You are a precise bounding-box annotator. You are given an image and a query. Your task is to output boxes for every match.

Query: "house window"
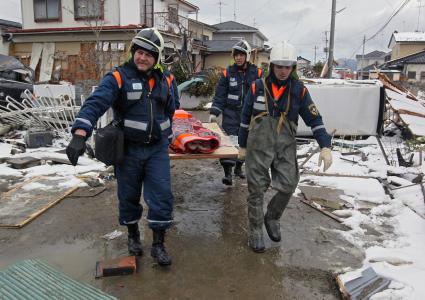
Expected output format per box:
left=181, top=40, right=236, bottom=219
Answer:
left=34, top=0, right=60, bottom=21
left=202, top=35, right=209, bottom=41
left=74, top=0, right=103, bottom=19
left=168, top=6, right=178, bottom=24
left=407, top=71, right=416, bottom=80
left=421, top=72, right=425, bottom=81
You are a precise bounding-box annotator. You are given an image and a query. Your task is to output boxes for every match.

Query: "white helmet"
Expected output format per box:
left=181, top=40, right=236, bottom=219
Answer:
left=131, top=27, right=164, bottom=65
left=232, top=40, right=251, bottom=62
left=269, top=41, right=297, bottom=67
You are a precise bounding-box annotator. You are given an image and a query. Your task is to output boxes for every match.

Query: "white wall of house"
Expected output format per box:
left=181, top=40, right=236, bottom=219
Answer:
left=155, top=0, right=194, bottom=16
left=0, top=28, right=10, bottom=55
left=119, top=0, right=140, bottom=25
left=356, top=57, right=385, bottom=70
left=188, top=20, right=214, bottom=41
left=404, top=64, right=425, bottom=82
left=22, top=0, right=120, bottom=29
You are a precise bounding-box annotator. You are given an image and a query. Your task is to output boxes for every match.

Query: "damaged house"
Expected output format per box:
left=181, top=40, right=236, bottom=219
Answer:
left=5, top=0, right=200, bottom=96
left=203, top=21, right=271, bottom=69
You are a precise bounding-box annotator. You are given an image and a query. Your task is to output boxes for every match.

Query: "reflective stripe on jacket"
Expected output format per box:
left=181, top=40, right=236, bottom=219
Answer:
left=238, top=77, right=331, bottom=148
left=210, top=63, right=262, bottom=135
left=72, top=62, right=176, bottom=144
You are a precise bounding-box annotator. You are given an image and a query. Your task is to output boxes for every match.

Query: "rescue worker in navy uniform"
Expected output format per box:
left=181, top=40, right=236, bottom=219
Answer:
left=238, top=42, right=333, bottom=253
left=209, top=40, right=263, bottom=186
left=66, top=28, right=175, bottom=266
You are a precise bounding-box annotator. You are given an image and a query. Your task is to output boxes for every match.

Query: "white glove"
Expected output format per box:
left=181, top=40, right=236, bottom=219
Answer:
left=209, top=114, right=218, bottom=123
left=318, top=147, right=332, bottom=172
left=238, top=148, right=246, bottom=160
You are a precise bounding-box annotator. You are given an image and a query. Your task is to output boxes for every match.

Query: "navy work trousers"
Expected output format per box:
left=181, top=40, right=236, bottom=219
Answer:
left=115, top=138, right=173, bottom=230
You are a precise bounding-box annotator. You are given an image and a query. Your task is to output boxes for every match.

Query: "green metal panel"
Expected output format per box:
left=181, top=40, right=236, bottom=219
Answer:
left=0, top=259, right=117, bottom=300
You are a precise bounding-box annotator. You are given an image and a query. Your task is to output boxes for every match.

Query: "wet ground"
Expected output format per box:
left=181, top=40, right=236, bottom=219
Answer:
left=0, top=112, right=364, bottom=299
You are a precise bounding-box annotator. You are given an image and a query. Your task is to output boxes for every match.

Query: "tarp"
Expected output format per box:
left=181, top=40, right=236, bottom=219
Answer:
left=171, top=110, right=220, bottom=154
left=0, top=54, right=26, bottom=72
left=297, top=81, right=384, bottom=136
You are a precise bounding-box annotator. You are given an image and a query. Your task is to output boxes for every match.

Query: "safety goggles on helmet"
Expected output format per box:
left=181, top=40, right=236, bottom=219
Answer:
left=232, top=40, right=251, bottom=62
left=131, top=28, right=164, bottom=64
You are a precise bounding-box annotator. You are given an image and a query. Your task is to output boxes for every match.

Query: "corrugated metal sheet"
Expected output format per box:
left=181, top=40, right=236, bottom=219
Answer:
left=0, top=259, right=117, bottom=300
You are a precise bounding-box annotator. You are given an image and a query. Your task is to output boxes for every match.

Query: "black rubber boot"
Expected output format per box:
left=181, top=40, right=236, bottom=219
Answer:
left=127, top=223, right=143, bottom=256
left=234, top=161, right=246, bottom=179
left=151, top=229, right=172, bottom=266
left=264, top=191, right=292, bottom=242
left=264, top=212, right=281, bottom=242
left=222, top=165, right=233, bottom=185
left=248, top=227, right=265, bottom=253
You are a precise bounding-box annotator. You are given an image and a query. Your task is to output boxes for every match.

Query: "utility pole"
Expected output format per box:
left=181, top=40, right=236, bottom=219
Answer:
left=417, top=0, right=425, bottom=32
left=360, top=35, right=366, bottom=80
left=327, top=0, right=336, bottom=78
left=314, top=45, right=318, bottom=65
left=324, top=31, right=329, bottom=61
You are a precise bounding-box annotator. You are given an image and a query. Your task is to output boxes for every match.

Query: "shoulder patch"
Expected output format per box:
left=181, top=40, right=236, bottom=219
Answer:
left=308, top=104, right=318, bottom=116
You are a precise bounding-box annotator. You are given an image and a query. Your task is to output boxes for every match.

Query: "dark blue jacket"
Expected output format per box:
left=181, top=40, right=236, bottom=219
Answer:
left=238, top=76, right=331, bottom=148
left=210, top=63, right=262, bottom=135
left=72, top=62, right=176, bottom=144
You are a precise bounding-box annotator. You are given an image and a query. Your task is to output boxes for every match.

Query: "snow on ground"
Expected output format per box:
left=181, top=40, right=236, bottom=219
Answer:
left=0, top=128, right=424, bottom=298
left=0, top=135, right=105, bottom=183
left=303, top=135, right=425, bottom=299
left=0, top=143, right=12, bottom=158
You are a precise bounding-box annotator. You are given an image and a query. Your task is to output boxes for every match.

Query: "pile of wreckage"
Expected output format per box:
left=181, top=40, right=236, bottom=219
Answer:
left=1, top=71, right=425, bottom=299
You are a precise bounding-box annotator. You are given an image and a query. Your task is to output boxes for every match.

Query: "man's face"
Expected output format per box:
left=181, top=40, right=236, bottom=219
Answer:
left=133, top=49, right=156, bottom=72
left=273, top=65, right=293, bottom=81
left=234, top=52, right=247, bottom=66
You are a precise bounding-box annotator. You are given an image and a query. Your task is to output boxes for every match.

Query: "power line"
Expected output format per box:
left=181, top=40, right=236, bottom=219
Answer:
left=366, top=0, right=411, bottom=41
left=349, top=0, right=411, bottom=58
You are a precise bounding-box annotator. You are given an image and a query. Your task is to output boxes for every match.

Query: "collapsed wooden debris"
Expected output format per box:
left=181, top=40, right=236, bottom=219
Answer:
left=335, top=266, right=391, bottom=300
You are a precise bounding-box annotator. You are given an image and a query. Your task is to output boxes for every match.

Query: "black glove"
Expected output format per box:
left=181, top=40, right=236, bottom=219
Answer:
left=66, top=134, right=87, bottom=166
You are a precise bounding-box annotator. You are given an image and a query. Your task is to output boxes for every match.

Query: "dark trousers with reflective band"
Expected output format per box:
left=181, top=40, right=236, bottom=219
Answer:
left=246, top=117, right=299, bottom=228
left=115, top=138, right=173, bottom=230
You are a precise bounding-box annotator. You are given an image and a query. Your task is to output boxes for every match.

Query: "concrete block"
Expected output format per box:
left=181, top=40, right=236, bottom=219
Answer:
left=24, top=131, right=53, bottom=148
left=6, top=156, right=41, bottom=169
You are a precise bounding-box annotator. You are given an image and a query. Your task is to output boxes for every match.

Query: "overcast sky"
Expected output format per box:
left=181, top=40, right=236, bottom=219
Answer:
left=189, top=0, right=424, bottom=62
left=1, top=0, right=423, bottom=62
left=0, top=0, right=21, bottom=23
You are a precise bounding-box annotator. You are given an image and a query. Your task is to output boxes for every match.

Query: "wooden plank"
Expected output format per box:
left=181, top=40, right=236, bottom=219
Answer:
left=169, top=122, right=239, bottom=160
left=335, top=274, right=350, bottom=300
left=0, top=176, right=78, bottom=228
left=301, top=171, right=377, bottom=179
left=300, top=199, right=344, bottom=224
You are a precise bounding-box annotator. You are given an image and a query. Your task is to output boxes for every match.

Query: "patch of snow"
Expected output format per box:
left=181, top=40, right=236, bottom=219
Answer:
left=0, top=163, right=23, bottom=178
left=304, top=176, right=389, bottom=204
left=0, top=143, right=12, bottom=158
left=21, top=182, right=52, bottom=191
